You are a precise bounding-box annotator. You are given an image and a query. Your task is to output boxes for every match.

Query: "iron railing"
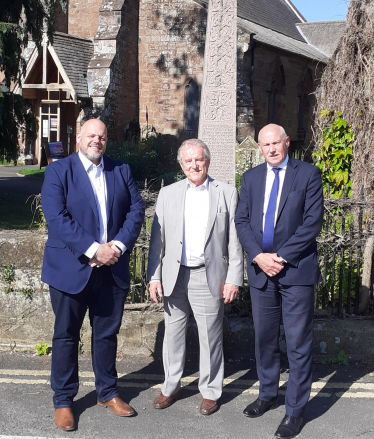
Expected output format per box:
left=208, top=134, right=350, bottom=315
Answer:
left=128, top=179, right=374, bottom=316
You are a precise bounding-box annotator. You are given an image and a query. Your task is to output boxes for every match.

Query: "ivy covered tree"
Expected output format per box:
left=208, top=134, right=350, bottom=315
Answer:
left=313, top=110, right=354, bottom=198
left=0, top=0, right=66, bottom=162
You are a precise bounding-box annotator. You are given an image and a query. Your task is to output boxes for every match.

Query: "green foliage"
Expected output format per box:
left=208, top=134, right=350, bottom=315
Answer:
left=0, top=0, right=66, bottom=162
left=34, top=342, right=50, bottom=356
left=313, top=110, right=354, bottom=198
left=2, top=264, right=15, bottom=293
left=322, top=350, right=349, bottom=366
left=21, top=287, right=33, bottom=299
left=0, top=90, right=37, bottom=163
left=106, top=134, right=182, bottom=187
left=0, top=0, right=67, bottom=88
left=18, top=168, right=45, bottom=179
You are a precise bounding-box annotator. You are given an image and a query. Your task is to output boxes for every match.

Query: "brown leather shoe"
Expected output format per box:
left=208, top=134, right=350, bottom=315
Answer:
left=200, top=399, right=218, bottom=415
left=55, top=407, right=75, bottom=431
left=97, top=397, right=135, bottom=417
left=153, top=389, right=182, bottom=409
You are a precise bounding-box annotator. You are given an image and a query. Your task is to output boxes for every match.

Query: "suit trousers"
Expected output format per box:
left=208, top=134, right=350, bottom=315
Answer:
left=49, top=266, right=128, bottom=408
left=162, top=265, right=224, bottom=401
left=250, top=278, right=314, bottom=417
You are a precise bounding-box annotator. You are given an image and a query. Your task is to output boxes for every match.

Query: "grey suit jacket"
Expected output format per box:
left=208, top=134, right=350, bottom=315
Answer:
left=147, top=176, right=244, bottom=299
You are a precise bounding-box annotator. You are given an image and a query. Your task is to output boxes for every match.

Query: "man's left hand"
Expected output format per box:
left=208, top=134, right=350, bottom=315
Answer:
left=223, top=284, right=239, bottom=304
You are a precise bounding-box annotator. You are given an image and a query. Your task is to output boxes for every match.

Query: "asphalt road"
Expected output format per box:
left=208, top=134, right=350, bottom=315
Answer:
left=1, top=352, right=374, bottom=439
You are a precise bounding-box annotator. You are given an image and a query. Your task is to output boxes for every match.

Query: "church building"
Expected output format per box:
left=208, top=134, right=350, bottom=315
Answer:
left=15, top=0, right=345, bottom=165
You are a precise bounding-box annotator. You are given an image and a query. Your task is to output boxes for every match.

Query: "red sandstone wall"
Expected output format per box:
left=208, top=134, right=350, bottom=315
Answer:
left=68, top=0, right=103, bottom=39
left=138, top=0, right=207, bottom=137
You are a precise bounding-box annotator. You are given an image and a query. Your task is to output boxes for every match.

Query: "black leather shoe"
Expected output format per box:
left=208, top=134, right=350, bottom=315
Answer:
left=274, top=415, right=303, bottom=438
left=243, top=396, right=278, bottom=418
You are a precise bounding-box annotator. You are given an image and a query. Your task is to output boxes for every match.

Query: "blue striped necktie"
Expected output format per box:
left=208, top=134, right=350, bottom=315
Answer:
left=262, top=167, right=281, bottom=253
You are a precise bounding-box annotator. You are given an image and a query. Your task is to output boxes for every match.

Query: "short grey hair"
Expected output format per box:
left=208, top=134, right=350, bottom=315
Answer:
left=258, top=124, right=288, bottom=144
left=177, top=139, right=211, bottom=164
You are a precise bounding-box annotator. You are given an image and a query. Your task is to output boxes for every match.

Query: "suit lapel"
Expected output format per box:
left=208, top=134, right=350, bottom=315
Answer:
left=104, top=156, right=115, bottom=221
left=176, top=179, right=186, bottom=240
left=277, top=157, right=298, bottom=221
left=254, top=164, right=267, bottom=232
left=72, top=153, right=100, bottom=225
left=205, top=176, right=219, bottom=245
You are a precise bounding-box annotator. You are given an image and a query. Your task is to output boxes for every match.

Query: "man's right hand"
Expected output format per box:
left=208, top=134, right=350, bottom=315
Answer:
left=254, top=253, right=284, bottom=277
left=149, top=281, right=163, bottom=304
left=94, top=243, right=120, bottom=266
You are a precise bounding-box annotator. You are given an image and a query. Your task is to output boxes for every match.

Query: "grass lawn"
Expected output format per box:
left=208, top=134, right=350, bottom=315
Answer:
left=17, top=168, right=45, bottom=180
left=0, top=169, right=44, bottom=230
left=0, top=191, right=41, bottom=230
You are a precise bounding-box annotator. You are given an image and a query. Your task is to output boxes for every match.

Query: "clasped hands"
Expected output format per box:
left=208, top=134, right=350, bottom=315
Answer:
left=254, top=253, right=285, bottom=277
left=89, top=241, right=121, bottom=268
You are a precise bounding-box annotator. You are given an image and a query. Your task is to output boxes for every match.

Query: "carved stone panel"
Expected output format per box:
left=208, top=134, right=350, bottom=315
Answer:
left=198, top=0, right=237, bottom=185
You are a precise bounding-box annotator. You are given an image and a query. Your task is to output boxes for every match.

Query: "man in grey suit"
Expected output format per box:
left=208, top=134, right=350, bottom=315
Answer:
left=147, top=139, right=243, bottom=416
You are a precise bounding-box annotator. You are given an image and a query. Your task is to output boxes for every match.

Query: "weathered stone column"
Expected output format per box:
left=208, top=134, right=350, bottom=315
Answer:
left=198, top=0, right=237, bottom=185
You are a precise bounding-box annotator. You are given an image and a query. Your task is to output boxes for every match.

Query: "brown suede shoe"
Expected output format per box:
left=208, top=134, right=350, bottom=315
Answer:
left=153, top=389, right=182, bottom=409
left=97, top=397, right=135, bottom=417
left=55, top=407, right=75, bottom=431
left=200, top=399, right=218, bottom=416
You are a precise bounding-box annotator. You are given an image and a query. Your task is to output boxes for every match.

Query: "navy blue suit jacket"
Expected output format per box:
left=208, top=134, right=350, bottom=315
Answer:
left=41, top=153, right=145, bottom=294
left=235, top=158, right=323, bottom=288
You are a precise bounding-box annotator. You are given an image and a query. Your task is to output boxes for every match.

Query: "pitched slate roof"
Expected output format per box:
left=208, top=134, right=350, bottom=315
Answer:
left=238, top=18, right=328, bottom=63
left=237, top=0, right=306, bottom=42
left=296, top=21, right=346, bottom=57
left=52, top=32, right=94, bottom=98
left=200, top=0, right=306, bottom=41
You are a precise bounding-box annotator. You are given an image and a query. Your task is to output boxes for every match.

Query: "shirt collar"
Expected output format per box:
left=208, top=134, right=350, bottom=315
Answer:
left=266, top=154, right=289, bottom=172
left=78, top=150, right=104, bottom=172
left=186, top=177, right=209, bottom=191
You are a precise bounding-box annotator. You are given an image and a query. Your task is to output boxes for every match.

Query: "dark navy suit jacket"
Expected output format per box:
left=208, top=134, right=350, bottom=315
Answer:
left=41, top=153, right=145, bottom=294
left=235, top=157, right=323, bottom=288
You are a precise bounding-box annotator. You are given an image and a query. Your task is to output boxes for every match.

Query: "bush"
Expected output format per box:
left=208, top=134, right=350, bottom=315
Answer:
left=106, top=134, right=182, bottom=188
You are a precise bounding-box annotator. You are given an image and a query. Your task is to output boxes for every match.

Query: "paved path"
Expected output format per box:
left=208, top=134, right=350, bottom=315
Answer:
left=1, top=352, right=374, bottom=438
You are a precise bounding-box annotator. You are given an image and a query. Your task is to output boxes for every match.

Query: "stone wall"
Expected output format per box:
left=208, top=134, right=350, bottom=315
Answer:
left=250, top=43, right=325, bottom=146
left=68, top=0, right=103, bottom=39
left=138, top=0, right=207, bottom=137
left=1, top=230, right=374, bottom=360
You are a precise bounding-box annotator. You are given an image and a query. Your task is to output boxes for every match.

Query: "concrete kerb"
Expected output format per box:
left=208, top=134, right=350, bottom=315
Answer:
left=1, top=230, right=374, bottom=360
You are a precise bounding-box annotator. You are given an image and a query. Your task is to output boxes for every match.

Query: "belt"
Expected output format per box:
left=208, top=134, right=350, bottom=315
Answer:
left=181, top=264, right=205, bottom=269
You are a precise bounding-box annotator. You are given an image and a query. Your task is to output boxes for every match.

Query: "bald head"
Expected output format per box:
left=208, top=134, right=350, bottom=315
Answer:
left=77, top=119, right=107, bottom=165
left=258, top=124, right=287, bottom=144
left=258, top=124, right=290, bottom=168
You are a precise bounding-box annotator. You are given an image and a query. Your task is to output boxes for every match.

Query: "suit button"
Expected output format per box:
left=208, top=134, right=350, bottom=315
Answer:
left=177, top=260, right=180, bottom=264
left=180, top=241, right=182, bottom=244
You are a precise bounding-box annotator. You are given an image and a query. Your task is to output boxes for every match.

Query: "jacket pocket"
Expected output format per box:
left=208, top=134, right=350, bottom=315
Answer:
left=45, top=239, right=66, bottom=248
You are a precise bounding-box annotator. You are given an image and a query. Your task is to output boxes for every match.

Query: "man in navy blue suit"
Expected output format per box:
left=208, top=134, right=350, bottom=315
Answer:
left=235, top=124, right=323, bottom=438
left=41, top=119, right=144, bottom=431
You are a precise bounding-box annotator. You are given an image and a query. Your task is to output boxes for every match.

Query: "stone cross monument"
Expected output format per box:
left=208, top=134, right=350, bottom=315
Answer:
left=198, top=0, right=237, bottom=185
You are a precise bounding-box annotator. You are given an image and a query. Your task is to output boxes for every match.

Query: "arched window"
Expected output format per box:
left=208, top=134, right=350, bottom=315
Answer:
left=267, top=60, right=285, bottom=124
left=184, top=79, right=200, bottom=138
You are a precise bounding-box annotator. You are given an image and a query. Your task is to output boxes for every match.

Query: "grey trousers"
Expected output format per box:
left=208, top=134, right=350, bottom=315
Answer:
left=161, top=265, right=224, bottom=401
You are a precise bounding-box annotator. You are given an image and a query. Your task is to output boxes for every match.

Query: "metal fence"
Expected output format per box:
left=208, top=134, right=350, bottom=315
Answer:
left=128, top=179, right=374, bottom=316
left=316, top=187, right=374, bottom=315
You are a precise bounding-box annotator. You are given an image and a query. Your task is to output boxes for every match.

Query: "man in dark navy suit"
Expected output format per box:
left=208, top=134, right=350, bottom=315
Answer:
left=235, top=124, right=323, bottom=438
left=41, top=119, right=144, bottom=431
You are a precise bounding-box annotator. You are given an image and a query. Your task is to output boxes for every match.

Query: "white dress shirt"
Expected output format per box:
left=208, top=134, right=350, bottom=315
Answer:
left=78, top=152, right=125, bottom=259
left=262, top=154, right=288, bottom=229
left=181, top=178, right=210, bottom=267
